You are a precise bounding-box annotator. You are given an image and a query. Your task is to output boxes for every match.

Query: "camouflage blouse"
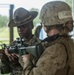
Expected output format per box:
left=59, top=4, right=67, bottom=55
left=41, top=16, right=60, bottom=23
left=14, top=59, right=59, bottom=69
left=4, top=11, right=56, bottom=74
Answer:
left=21, top=36, right=74, bottom=75
left=1, top=35, right=40, bottom=75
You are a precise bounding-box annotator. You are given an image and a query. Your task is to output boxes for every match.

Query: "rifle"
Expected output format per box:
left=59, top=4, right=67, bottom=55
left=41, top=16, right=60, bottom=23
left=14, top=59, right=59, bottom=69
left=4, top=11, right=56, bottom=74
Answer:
left=0, top=38, right=44, bottom=59
left=7, top=44, right=44, bottom=59
left=0, top=34, right=60, bottom=59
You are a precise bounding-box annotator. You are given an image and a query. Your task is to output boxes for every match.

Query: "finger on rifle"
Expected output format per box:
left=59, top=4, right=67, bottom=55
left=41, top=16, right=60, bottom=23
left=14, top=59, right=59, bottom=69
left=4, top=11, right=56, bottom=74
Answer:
left=5, top=48, right=10, bottom=56
left=11, top=53, right=19, bottom=58
left=8, top=54, right=15, bottom=61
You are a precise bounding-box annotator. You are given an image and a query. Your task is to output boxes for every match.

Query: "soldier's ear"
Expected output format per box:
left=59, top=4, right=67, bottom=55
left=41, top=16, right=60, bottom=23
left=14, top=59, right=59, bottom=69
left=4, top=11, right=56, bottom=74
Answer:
left=65, top=21, right=73, bottom=32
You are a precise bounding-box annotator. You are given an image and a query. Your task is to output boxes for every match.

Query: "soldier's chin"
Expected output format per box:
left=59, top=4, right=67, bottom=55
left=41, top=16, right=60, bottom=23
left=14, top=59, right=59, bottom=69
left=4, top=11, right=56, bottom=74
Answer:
left=19, top=34, right=24, bottom=38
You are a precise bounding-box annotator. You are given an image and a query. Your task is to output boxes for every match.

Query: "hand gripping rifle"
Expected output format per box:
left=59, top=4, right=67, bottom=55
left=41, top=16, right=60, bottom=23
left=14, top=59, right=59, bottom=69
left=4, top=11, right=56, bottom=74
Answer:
left=0, top=34, right=60, bottom=59
left=0, top=38, right=44, bottom=59
left=8, top=38, right=44, bottom=59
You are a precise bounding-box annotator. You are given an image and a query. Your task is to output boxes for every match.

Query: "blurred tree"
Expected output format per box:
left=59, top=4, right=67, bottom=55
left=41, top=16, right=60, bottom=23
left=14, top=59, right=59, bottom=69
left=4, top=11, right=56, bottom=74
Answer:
left=0, top=15, right=9, bottom=28
left=29, top=8, right=41, bottom=26
left=30, top=8, right=39, bottom=12
left=65, top=0, right=72, bottom=8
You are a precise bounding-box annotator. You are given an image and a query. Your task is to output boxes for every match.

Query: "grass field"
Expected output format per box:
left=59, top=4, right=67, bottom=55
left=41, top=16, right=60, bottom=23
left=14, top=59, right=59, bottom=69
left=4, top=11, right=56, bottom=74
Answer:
left=0, top=27, right=35, bottom=45
left=0, top=27, right=18, bottom=38
left=0, top=27, right=19, bottom=45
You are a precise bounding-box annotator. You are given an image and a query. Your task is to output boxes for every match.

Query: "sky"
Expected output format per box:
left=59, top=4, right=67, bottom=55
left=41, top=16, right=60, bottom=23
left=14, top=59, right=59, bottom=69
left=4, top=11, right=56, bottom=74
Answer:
left=0, top=0, right=68, bottom=16
left=0, top=0, right=54, bottom=16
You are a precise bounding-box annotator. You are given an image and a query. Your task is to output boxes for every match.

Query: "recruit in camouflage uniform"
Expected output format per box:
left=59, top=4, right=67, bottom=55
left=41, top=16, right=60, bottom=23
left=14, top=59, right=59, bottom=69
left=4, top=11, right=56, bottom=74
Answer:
left=18, top=1, right=74, bottom=75
left=1, top=7, right=40, bottom=75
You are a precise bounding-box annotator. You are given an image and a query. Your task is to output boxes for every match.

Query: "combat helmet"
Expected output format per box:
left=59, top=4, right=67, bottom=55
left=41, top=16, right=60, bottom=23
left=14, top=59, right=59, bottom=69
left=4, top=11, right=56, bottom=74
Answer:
left=40, top=1, right=73, bottom=31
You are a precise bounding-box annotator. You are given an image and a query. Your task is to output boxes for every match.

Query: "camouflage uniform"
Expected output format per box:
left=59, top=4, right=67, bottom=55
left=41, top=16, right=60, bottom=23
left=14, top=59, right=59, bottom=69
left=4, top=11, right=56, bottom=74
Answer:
left=1, top=40, right=22, bottom=75
left=1, top=35, right=40, bottom=75
left=21, top=35, right=74, bottom=75
left=20, top=1, right=74, bottom=75
left=1, top=7, right=39, bottom=75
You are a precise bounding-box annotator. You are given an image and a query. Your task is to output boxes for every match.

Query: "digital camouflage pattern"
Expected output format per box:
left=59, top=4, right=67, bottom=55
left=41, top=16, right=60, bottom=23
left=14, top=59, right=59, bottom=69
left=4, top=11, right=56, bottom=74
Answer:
left=40, top=1, right=72, bottom=28
left=20, top=1, right=74, bottom=75
left=1, top=35, right=40, bottom=75
left=21, top=36, right=74, bottom=75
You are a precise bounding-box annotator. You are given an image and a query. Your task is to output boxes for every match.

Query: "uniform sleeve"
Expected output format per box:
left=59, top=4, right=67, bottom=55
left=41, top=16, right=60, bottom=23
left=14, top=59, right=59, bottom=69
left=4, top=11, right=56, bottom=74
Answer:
left=1, top=65, right=11, bottom=74
left=22, top=43, right=67, bottom=75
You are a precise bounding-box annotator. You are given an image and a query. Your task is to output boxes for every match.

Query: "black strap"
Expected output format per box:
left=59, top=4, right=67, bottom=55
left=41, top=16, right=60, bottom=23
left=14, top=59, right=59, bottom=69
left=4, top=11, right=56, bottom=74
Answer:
left=41, top=34, right=60, bottom=42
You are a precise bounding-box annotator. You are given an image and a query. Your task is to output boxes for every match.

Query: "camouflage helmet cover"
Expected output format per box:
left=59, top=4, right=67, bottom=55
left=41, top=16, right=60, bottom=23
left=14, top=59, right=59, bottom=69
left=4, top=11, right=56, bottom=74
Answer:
left=40, top=1, right=73, bottom=26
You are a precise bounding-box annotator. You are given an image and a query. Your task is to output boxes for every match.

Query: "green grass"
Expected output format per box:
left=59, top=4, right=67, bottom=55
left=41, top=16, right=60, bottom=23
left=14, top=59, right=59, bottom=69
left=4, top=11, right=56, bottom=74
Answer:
left=0, top=27, right=19, bottom=45
left=0, top=27, right=18, bottom=38
left=0, top=27, right=35, bottom=45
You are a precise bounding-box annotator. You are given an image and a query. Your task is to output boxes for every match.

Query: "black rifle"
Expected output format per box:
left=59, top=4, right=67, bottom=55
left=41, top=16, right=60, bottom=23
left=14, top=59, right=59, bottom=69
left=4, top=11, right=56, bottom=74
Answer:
left=6, top=38, right=44, bottom=59
left=0, top=34, right=60, bottom=59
